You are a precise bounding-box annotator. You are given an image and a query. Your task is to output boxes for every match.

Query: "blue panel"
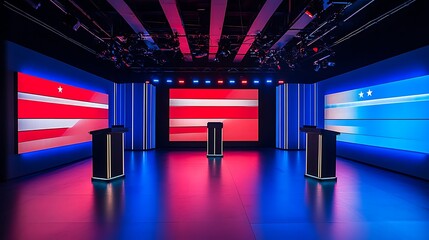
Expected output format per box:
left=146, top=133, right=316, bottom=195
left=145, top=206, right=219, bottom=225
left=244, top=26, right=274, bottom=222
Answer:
left=287, top=84, right=299, bottom=149
left=134, top=84, right=143, bottom=149
left=317, top=46, right=429, bottom=179
left=325, top=75, right=429, bottom=154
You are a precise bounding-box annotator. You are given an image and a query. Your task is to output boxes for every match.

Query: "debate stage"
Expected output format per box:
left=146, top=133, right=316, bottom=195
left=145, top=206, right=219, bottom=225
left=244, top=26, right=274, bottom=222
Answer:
left=1, top=149, right=428, bottom=240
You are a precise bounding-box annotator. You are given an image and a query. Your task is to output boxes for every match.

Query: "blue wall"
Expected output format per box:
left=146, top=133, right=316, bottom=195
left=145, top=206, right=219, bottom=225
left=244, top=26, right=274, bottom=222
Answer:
left=3, top=41, right=114, bottom=180
left=114, top=83, right=156, bottom=150
left=317, top=45, right=429, bottom=180
left=276, top=84, right=317, bottom=149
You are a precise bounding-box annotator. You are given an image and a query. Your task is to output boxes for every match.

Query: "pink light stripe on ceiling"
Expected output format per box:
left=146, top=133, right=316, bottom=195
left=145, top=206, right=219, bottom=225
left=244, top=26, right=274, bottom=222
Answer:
left=209, top=0, right=228, bottom=61
left=106, top=0, right=159, bottom=50
left=159, top=0, right=193, bottom=62
left=270, top=11, right=314, bottom=50
left=233, top=0, right=283, bottom=63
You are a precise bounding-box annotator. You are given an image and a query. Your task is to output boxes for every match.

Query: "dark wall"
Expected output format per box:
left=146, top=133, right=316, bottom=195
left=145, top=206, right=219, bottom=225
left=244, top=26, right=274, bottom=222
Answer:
left=156, top=85, right=276, bottom=148
left=317, top=45, right=429, bottom=180
left=3, top=41, right=114, bottom=180
left=1, top=4, right=6, bottom=181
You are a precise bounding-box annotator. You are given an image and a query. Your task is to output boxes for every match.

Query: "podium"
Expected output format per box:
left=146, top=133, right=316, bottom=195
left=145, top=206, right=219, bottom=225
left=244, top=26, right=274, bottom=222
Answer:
left=300, top=126, right=340, bottom=180
left=207, top=122, right=223, bottom=157
left=89, top=126, right=127, bottom=181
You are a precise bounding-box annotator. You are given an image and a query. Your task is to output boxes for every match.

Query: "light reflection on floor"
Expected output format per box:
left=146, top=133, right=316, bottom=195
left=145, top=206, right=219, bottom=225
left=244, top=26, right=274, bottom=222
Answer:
left=0, top=149, right=428, bottom=240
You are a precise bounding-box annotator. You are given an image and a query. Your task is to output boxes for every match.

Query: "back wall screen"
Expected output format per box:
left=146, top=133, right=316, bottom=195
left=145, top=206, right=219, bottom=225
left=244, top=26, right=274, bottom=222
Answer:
left=17, top=72, right=109, bottom=154
left=169, top=89, right=258, bottom=141
left=324, top=75, right=429, bottom=154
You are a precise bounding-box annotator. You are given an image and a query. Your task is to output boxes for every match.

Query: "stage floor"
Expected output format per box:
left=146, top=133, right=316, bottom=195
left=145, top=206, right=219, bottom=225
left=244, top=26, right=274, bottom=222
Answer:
left=1, top=149, right=429, bottom=239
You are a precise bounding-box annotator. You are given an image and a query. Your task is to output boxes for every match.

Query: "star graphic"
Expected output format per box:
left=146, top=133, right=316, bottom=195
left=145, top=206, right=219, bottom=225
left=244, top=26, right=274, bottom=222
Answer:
left=367, top=89, right=372, bottom=96
left=359, top=91, right=364, bottom=98
left=58, top=86, right=63, bottom=93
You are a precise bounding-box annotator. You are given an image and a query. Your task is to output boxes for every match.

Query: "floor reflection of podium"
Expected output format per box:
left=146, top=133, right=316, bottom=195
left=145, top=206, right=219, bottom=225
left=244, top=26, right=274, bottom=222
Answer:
left=92, top=179, right=125, bottom=223
left=305, top=178, right=336, bottom=224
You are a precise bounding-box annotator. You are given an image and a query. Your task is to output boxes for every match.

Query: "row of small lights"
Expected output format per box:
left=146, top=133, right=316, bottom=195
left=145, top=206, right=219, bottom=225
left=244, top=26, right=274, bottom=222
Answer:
left=146, top=79, right=285, bottom=85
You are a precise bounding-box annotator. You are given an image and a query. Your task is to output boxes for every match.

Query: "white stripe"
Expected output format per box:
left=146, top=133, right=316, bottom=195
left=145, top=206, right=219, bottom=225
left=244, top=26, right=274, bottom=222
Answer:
left=18, top=119, right=79, bottom=131
left=18, top=92, right=109, bottom=109
left=170, top=99, right=258, bottom=107
left=325, top=125, right=358, bottom=134
left=170, top=119, right=226, bottom=127
left=325, top=93, right=429, bottom=109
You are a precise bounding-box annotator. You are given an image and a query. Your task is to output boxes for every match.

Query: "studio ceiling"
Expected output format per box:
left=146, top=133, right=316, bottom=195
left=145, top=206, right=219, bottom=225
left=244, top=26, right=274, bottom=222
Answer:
left=4, top=0, right=429, bottom=83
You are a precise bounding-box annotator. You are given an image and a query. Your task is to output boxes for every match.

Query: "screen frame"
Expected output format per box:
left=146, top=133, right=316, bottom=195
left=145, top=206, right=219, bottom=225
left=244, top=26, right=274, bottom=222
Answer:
left=156, top=86, right=275, bottom=148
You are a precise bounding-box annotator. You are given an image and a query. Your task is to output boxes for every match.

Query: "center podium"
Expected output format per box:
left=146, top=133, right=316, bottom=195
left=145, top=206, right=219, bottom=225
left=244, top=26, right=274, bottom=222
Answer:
left=300, top=126, right=340, bottom=180
left=207, top=122, right=223, bottom=157
left=89, top=126, right=127, bottom=181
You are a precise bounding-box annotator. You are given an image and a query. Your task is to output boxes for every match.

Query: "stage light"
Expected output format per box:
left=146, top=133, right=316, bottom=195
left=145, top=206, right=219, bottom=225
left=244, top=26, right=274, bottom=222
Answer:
left=205, top=80, right=211, bottom=84
left=218, top=80, right=224, bottom=84
left=312, top=47, right=319, bottom=53
left=278, top=80, right=284, bottom=84
left=193, top=80, right=199, bottom=84
left=178, top=80, right=185, bottom=84
left=229, top=80, right=236, bottom=84
left=254, top=80, right=260, bottom=84
left=266, top=79, right=272, bottom=84
left=305, top=10, right=314, bottom=18
left=166, top=79, right=173, bottom=83
left=153, top=79, right=159, bottom=83
left=327, top=62, right=335, bottom=67
left=145, top=80, right=150, bottom=84
left=241, top=80, right=248, bottom=84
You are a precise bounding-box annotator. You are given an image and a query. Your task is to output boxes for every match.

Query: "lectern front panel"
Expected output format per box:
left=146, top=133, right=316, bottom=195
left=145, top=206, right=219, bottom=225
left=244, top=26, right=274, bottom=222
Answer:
left=306, top=133, right=319, bottom=177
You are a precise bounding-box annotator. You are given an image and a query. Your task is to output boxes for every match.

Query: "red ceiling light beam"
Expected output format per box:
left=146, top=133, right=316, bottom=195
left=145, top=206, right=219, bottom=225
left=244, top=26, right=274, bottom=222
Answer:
left=233, top=0, right=283, bottom=63
left=159, top=0, right=193, bottom=62
left=209, top=0, right=228, bottom=61
left=106, top=0, right=159, bottom=50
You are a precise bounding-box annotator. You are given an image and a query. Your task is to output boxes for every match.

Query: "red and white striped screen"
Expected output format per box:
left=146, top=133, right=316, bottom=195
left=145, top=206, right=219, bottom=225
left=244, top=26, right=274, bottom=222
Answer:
left=17, top=72, right=109, bottom=154
left=169, top=89, right=258, bottom=141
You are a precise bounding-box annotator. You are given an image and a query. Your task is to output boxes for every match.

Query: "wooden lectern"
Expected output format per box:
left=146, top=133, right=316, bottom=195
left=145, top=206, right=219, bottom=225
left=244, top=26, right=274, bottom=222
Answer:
left=300, top=126, right=340, bottom=180
left=89, top=126, right=127, bottom=181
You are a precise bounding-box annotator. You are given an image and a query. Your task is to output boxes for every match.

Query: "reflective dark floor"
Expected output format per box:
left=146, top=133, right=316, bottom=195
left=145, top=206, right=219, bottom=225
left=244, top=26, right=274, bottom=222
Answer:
left=1, top=149, right=429, bottom=240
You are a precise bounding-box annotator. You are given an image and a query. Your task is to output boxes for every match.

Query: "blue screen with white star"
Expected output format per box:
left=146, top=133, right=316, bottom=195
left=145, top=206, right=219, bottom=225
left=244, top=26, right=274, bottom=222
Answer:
left=324, top=75, right=429, bottom=154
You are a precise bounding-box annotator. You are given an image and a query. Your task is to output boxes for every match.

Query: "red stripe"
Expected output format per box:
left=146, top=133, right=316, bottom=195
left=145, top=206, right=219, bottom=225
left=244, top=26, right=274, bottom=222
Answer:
left=169, top=106, right=258, bottom=119
left=18, top=72, right=108, bottom=104
left=18, top=119, right=108, bottom=153
left=169, top=127, right=207, bottom=134
left=170, top=89, right=258, bottom=100
left=18, top=128, right=68, bottom=143
left=18, top=99, right=108, bottom=119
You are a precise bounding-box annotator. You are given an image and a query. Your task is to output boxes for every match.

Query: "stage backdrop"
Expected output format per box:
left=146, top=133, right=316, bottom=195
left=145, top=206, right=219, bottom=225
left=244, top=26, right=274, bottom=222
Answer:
left=317, top=45, right=429, bottom=180
left=156, top=86, right=275, bottom=148
left=17, top=72, right=109, bottom=154
left=169, top=89, right=258, bottom=142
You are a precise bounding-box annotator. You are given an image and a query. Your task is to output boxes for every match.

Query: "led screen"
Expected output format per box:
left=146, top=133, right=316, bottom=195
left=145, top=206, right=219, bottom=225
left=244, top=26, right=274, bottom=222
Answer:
left=169, top=89, right=258, bottom=141
left=17, top=72, right=109, bottom=154
left=324, top=75, right=429, bottom=154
